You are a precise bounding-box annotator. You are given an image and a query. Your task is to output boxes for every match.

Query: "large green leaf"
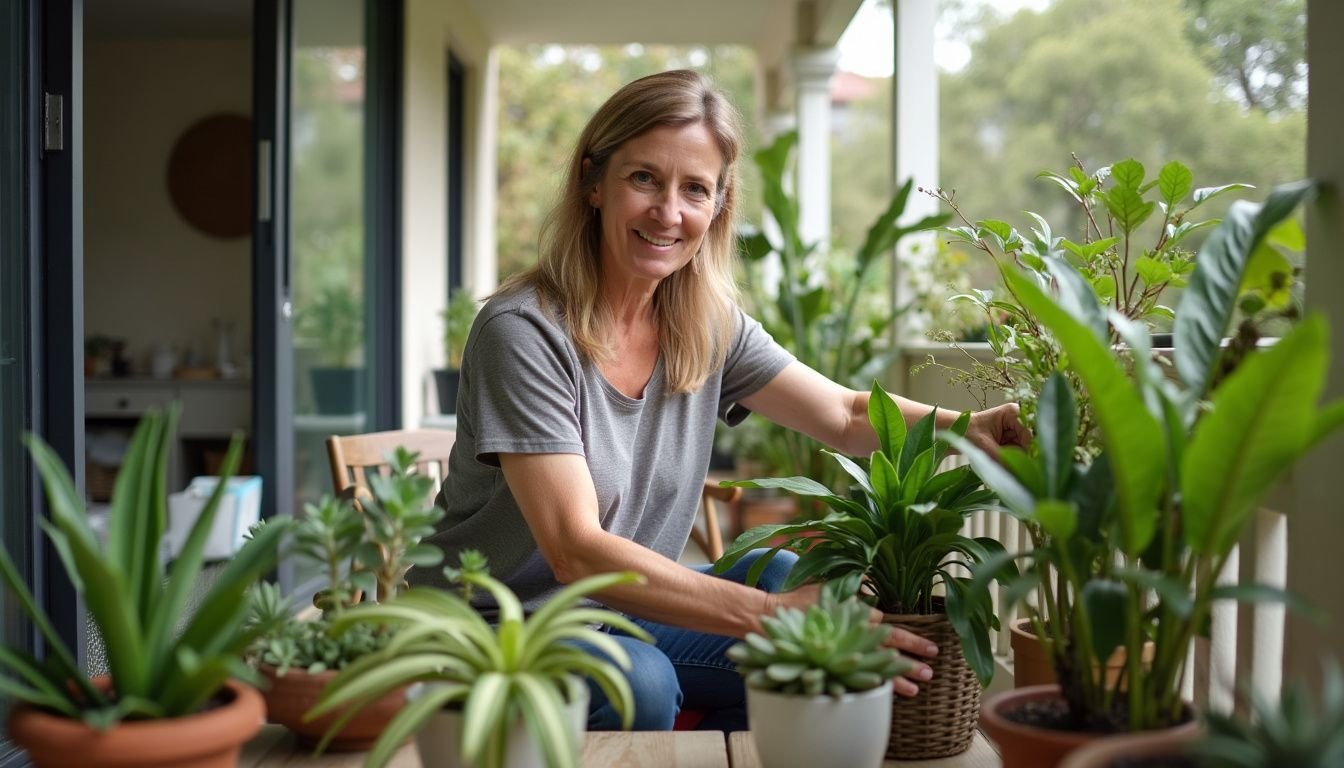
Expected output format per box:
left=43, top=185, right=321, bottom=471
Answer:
left=1037, top=372, right=1077, bottom=498
left=1081, top=579, right=1129, bottom=667
left=1174, top=180, right=1315, bottom=400
left=1002, top=268, right=1164, bottom=556
left=1182, top=316, right=1332, bottom=557
left=868, top=382, right=907, bottom=462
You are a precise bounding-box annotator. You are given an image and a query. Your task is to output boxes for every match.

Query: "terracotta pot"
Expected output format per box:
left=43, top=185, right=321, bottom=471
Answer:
left=260, top=664, right=406, bottom=751
left=6, top=677, right=264, bottom=768
left=980, top=684, right=1200, bottom=768
left=1059, top=724, right=1204, bottom=768
left=1010, top=618, right=1155, bottom=689
left=882, top=608, right=980, bottom=760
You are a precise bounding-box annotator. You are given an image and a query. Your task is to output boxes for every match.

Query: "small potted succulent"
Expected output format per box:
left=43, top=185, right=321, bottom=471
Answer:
left=954, top=181, right=1341, bottom=768
left=716, top=382, right=1003, bottom=759
left=433, top=286, right=479, bottom=415
left=1, top=408, right=290, bottom=767
left=308, top=550, right=649, bottom=768
left=730, top=576, right=912, bottom=768
left=247, top=446, right=445, bottom=751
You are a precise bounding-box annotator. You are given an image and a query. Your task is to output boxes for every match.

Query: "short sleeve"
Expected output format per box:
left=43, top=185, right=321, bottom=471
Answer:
left=464, top=309, right=587, bottom=465
left=717, top=308, right=794, bottom=425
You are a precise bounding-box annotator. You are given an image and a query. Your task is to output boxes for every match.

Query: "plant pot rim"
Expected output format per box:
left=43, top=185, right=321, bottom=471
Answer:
left=7, top=677, right=264, bottom=764
left=747, top=680, right=893, bottom=705
left=981, top=684, right=1199, bottom=742
left=1058, top=722, right=1206, bottom=768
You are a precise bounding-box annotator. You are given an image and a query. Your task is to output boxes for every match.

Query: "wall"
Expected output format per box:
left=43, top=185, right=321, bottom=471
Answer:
left=400, top=0, right=495, bottom=427
left=84, top=38, right=253, bottom=375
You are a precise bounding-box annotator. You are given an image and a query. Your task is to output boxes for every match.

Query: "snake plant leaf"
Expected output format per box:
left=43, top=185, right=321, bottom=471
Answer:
left=1174, top=180, right=1315, bottom=400
left=1183, top=315, right=1334, bottom=557
left=1002, top=267, right=1163, bottom=556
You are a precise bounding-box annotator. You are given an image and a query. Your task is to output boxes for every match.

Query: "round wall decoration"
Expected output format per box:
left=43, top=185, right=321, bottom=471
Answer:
left=166, top=112, right=252, bottom=239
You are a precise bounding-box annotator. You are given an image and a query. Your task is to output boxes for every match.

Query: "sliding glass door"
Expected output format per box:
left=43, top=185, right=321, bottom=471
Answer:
left=255, top=0, right=399, bottom=591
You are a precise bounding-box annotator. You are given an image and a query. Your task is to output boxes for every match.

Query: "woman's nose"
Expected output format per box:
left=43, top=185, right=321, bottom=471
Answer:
left=649, top=190, right=680, bottom=227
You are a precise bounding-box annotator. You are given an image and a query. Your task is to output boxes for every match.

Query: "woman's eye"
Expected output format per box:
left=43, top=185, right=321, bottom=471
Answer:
left=631, top=171, right=655, bottom=185
left=686, top=183, right=711, bottom=200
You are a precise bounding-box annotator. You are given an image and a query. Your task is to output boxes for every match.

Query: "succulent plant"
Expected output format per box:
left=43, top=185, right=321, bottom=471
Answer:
left=728, top=579, right=912, bottom=698
left=1191, top=663, right=1344, bottom=768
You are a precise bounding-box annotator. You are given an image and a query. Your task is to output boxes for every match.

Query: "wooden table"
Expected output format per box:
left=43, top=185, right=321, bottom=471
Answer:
left=241, top=726, right=729, bottom=767
left=727, top=730, right=1001, bottom=768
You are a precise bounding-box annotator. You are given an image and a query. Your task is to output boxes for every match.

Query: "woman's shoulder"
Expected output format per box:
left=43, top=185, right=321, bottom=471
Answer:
left=474, top=284, right=570, bottom=346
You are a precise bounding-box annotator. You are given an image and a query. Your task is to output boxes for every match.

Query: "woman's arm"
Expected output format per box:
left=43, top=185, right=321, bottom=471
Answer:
left=740, top=360, right=1029, bottom=458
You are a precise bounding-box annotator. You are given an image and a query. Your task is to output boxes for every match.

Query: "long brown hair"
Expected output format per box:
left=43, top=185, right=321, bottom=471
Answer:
left=500, top=69, right=742, bottom=393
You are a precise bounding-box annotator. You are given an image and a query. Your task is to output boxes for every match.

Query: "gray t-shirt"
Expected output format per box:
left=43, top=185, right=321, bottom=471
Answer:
left=419, top=285, right=793, bottom=613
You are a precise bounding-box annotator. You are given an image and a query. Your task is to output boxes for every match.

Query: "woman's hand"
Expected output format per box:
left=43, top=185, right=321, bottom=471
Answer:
left=966, top=402, right=1031, bottom=460
left=867, top=606, right=937, bottom=697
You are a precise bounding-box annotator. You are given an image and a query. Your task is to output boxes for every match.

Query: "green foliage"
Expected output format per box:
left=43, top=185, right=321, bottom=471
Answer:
left=736, top=132, right=949, bottom=485
left=0, top=408, right=290, bottom=727
left=1192, top=663, right=1344, bottom=768
left=930, top=156, right=1304, bottom=458
left=309, top=552, right=651, bottom=768
left=298, top=283, right=363, bottom=367
left=728, top=578, right=912, bottom=697
left=954, top=181, right=1339, bottom=732
left=247, top=448, right=445, bottom=676
left=440, top=287, right=479, bottom=369
left=715, top=383, right=1003, bottom=685
left=936, top=0, right=1305, bottom=274
left=1182, top=0, right=1306, bottom=115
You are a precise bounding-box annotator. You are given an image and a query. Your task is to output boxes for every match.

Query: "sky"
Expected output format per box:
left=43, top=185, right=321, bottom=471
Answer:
left=838, top=0, right=1051, bottom=76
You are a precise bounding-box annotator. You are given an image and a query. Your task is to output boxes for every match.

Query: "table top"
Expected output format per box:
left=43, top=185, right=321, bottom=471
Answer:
left=727, top=730, right=1001, bottom=768
left=241, top=727, right=729, bottom=767
left=243, top=726, right=1000, bottom=767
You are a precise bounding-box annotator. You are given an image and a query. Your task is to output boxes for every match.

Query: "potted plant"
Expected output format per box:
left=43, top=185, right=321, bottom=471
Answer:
left=306, top=550, right=649, bottom=768
left=732, top=131, right=950, bottom=502
left=715, top=382, right=1003, bottom=759
left=0, top=407, right=291, bottom=767
left=1062, top=662, right=1344, bottom=768
left=924, top=158, right=1298, bottom=689
left=729, top=576, right=912, bottom=768
left=950, top=181, right=1341, bottom=768
left=299, top=282, right=364, bottom=414
left=433, top=286, right=479, bottom=415
left=246, top=447, right=445, bottom=751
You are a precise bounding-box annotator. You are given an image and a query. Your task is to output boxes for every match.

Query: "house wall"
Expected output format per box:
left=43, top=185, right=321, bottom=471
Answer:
left=401, top=0, right=496, bottom=427
left=84, top=38, right=253, bottom=374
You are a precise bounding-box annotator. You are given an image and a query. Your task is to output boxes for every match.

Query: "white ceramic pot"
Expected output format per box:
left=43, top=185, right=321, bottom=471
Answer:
left=408, top=678, right=590, bottom=768
left=746, top=681, right=893, bottom=768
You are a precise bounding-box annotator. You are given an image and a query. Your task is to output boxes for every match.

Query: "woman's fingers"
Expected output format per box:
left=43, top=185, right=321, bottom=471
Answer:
left=868, top=610, right=939, bottom=697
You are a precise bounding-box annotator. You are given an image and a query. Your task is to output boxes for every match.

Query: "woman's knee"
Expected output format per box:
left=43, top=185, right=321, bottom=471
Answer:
left=721, top=548, right=799, bottom=593
left=583, top=638, right=681, bottom=731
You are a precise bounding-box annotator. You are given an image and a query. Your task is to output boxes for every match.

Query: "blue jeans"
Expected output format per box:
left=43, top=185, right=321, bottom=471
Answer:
left=581, top=549, right=798, bottom=733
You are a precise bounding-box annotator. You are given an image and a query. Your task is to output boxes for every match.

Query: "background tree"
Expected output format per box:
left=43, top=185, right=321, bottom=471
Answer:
left=1183, top=0, right=1306, bottom=114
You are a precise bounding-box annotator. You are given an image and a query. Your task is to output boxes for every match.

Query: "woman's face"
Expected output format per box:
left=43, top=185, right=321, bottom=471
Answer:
left=589, top=122, right=724, bottom=288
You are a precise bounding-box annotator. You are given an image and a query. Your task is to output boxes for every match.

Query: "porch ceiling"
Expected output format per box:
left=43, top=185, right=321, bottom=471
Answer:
left=467, top=0, right=862, bottom=70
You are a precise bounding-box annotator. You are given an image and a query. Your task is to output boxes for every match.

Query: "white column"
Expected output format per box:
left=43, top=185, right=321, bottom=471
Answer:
left=889, top=0, right=940, bottom=347
left=468, top=47, right=500, bottom=295
left=791, top=46, right=839, bottom=249
left=1286, top=0, right=1344, bottom=692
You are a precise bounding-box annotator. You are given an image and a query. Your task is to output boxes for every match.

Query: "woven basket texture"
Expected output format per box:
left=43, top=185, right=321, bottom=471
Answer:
left=883, top=610, right=980, bottom=759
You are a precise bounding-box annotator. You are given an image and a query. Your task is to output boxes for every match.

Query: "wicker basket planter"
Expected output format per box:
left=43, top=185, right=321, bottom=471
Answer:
left=883, top=609, right=980, bottom=760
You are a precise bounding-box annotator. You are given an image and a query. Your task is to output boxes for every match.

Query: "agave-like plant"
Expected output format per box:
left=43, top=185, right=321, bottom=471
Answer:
left=308, top=551, right=651, bottom=768
left=729, top=578, right=911, bottom=697
left=0, top=407, right=290, bottom=726
left=1190, top=663, right=1344, bottom=768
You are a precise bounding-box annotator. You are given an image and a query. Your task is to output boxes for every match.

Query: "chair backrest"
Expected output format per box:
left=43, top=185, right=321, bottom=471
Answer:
left=325, top=429, right=456, bottom=497
left=690, top=480, right=740, bottom=562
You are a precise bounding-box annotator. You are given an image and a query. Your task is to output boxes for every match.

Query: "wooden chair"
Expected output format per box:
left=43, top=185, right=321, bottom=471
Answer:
left=325, top=429, right=456, bottom=498
left=690, top=480, right=740, bottom=562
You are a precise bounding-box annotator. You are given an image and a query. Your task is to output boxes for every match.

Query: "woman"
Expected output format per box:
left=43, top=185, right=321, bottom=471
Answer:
left=425, top=70, right=1028, bottom=731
